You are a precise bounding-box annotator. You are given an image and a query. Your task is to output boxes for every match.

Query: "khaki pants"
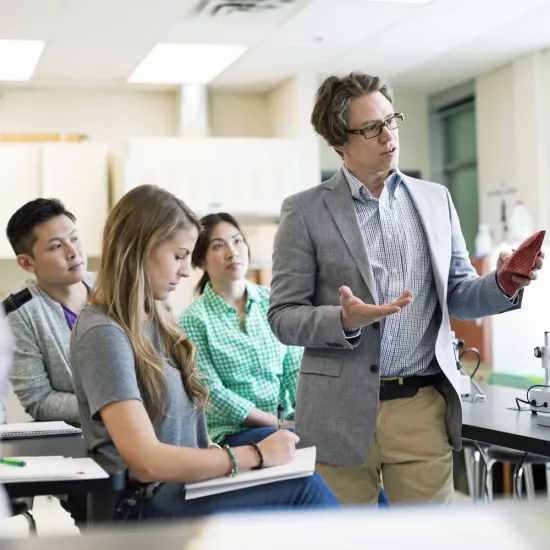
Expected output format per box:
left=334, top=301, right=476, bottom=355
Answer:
left=316, top=386, right=453, bottom=505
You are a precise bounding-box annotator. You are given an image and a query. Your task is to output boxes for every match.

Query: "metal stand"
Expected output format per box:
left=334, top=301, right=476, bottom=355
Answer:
left=532, top=332, right=550, bottom=419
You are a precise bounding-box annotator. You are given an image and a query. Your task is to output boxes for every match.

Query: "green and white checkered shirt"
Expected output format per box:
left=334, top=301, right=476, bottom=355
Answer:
left=179, top=282, right=303, bottom=444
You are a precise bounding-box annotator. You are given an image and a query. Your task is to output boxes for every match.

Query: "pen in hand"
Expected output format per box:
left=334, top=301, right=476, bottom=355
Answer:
left=0, top=458, right=26, bottom=467
left=277, top=403, right=284, bottom=431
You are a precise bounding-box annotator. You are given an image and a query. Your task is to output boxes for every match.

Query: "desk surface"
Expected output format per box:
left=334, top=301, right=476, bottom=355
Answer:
left=462, top=384, right=550, bottom=456
left=1, top=435, right=125, bottom=498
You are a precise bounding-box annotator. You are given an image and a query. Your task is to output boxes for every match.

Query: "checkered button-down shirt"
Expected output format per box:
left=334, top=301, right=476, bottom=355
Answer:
left=179, top=282, right=302, bottom=443
left=342, top=165, right=441, bottom=378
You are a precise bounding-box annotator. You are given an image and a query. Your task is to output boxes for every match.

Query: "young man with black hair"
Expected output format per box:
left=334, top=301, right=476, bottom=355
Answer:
left=6, top=198, right=94, bottom=425
left=5, top=199, right=96, bottom=528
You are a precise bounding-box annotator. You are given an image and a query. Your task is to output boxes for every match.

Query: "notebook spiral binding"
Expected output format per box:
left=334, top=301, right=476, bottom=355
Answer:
left=0, top=428, right=82, bottom=440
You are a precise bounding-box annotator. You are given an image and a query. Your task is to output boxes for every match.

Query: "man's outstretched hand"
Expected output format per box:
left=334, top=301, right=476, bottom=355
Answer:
left=340, top=286, right=413, bottom=332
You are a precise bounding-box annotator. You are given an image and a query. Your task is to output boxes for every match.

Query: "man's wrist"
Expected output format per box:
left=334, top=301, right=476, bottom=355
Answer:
left=341, top=312, right=359, bottom=333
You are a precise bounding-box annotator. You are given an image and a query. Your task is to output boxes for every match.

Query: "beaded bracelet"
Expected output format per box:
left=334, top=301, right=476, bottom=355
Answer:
left=223, top=444, right=238, bottom=478
left=248, top=441, right=264, bottom=470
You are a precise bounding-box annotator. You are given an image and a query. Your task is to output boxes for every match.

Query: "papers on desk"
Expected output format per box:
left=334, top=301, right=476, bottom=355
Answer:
left=0, top=421, right=82, bottom=440
left=185, top=446, right=316, bottom=500
left=0, top=456, right=108, bottom=483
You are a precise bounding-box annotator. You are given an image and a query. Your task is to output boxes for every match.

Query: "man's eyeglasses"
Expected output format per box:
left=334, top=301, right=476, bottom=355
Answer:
left=346, top=113, right=404, bottom=140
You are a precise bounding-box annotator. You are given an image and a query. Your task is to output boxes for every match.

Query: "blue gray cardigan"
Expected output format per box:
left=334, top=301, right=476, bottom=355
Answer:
left=7, top=273, right=96, bottom=425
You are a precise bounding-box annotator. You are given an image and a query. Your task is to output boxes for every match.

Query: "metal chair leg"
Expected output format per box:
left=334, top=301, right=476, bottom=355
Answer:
left=513, top=465, right=524, bottom=500
left=472, top=450, right=482, bottom=502
left=23, top=509, right=37, bottom=535
left=464, top=447, right=475, bottom=498
left=524, top=464, right=536, bottom=501
left=485, top=459, right=497, bottom=502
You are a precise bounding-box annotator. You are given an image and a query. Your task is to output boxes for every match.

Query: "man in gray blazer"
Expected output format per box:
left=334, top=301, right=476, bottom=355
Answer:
left=268, top=72, right=544, bottom=504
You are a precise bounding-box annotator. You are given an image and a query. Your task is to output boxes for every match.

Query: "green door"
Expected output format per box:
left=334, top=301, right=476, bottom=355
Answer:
left=441, top=101, right=479, bottom=254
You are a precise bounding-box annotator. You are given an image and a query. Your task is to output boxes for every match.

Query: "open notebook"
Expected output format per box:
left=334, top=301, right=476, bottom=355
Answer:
left=0, top=421, right=82, bottom=440
left=185, top=446, right=316, bottom=500
left=0, top=456, right=108, bottom=483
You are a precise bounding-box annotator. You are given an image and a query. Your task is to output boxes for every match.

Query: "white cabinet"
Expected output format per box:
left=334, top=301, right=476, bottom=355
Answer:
left=41, top=143, right=109, bottom=257
left=123, top=138, right=213, bottom=214
left=124, top=137, right=299, bottom=217
left=0, top=142, right=109, bottom=259
left=0, top=145, right=41, bottom=258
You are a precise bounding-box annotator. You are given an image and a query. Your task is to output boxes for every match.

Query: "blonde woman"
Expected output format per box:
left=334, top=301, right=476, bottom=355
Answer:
left=69, top=185, right=338, bottom=521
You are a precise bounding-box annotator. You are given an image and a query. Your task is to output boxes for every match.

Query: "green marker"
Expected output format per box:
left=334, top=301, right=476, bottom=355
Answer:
left=0, top=458, right=26, bottom=467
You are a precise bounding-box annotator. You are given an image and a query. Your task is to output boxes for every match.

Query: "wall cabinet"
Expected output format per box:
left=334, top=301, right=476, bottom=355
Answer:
left=41, top=143, right=108, bottom=257
left=0, top=143, right=108, bottom=259
left=123, top=137, right=300, bottom=217
left=0, top=145, right=41, bottom=258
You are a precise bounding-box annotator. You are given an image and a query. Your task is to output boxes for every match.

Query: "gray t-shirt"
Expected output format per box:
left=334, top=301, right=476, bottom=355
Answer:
left=69, top=304, right=209, bottom=470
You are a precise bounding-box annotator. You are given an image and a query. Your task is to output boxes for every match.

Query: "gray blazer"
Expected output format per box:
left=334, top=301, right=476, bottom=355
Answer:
left=268, top=169, right=519, bottom=467
left=7, top=273, right=96, bottom=425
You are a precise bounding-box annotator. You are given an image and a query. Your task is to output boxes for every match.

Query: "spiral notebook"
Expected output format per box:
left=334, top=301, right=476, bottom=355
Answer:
left=185, top=446, right=316, bottom=500
left=0, top=421, right=82, bottom=440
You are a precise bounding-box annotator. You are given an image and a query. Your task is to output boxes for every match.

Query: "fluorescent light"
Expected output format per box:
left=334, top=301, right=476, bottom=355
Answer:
left=0, top=39, right=45, bottom=81
left=128, top=43, right=247, bottom=84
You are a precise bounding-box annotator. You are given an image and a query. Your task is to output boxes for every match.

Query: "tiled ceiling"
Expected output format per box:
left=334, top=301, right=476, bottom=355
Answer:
left=0, top=0, right=549, bottom=93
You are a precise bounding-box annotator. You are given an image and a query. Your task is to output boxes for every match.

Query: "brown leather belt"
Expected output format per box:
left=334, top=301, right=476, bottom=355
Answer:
left=379, top=373, right=444, bottom=401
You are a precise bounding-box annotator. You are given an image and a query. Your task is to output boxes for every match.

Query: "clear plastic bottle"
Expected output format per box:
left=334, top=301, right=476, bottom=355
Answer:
left=509, top=200, right=534, bottom=244
left=474, top=223, right=493, bottom=257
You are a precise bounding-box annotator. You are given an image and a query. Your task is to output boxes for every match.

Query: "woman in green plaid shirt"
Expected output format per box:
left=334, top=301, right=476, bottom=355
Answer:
left=180, top=213, right=390, bottom=508
left=180, top=213, right=302, bottom=449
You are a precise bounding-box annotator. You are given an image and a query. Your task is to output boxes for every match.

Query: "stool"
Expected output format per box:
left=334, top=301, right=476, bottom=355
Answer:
left=485, top=446, right=550, bottom=502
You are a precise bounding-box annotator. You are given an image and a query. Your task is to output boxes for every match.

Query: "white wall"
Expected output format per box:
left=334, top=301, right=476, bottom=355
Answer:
left=476, top=52, right=550, bottom=240
left=475, top=64, right=516, bottom=241
left=0, top=89, right=179, bottom=202
left=475, top=50, right=550, bottom=377
left=209, top=91, right=270, bottom=138
left=319, top=91, right=431, bottom=181
left=0, top=89, right=179, bottom=295
left=267, top=74, right=320, bottom=192
left=0, top=82, right=317, bottom=303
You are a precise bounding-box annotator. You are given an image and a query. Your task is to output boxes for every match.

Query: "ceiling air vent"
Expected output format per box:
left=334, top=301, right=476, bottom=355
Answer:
left=192, top=0, right=298, bottom=17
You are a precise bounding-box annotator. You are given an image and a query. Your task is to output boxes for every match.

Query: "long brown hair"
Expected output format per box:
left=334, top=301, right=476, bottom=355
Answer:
left=93, top=185, right=208, bottom=422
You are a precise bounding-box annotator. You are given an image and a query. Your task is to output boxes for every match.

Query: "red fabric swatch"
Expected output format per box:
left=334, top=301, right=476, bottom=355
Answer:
left=497, top=230, right=546, bottom=296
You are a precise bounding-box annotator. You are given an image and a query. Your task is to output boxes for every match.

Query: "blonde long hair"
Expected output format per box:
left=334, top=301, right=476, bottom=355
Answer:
left=93, top=185, right=208, bottom=422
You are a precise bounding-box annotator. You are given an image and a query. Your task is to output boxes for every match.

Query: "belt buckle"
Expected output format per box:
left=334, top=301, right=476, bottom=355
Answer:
left=381, top=376, right=405, bottom=386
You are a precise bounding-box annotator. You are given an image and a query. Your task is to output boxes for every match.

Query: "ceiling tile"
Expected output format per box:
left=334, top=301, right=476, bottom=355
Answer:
left=163, top=0, right=311, bottom=45
left=215, top=0, right=420, bottom=87
left=321, top=0, right=550, bottom=78
left=35, top=0, right=193, bottom=80
left=392, top=1, right=550, bottom=93
left=0, top=0, right=67, bottom=39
